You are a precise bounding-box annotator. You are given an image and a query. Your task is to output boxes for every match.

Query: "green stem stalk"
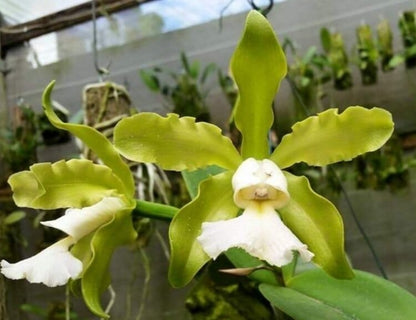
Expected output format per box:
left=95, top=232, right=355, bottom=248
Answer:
left=132, top=200, right=177, bottom=221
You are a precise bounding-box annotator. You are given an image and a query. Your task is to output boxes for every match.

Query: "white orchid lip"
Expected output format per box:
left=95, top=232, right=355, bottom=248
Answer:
left=1, top=237, right=82, bottom=287
left=197, top=157, right=314, bottom=268
left=232, top=158, right=290, bottom=209
left=0, top=196, right=127, bottom=288
left=197, top=204, right=314, bottom=267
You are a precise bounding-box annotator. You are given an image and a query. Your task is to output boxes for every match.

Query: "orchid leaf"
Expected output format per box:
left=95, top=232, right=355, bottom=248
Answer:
left=42, top=81, right=134, bottom=197
left=279, top=172, right=353, bottom=279
left=231, top=10, right=286, bottom=159
left=271, top=107, right=394, bottom=169
left=260, top=269, right=416, bottom=320
left=81, top=202, right=137, bottom=318
left=169, top=171, right=239, bottom=287
left=114, top=113, right=241, bottom=171
left=8, top=159, right=125, bottom=209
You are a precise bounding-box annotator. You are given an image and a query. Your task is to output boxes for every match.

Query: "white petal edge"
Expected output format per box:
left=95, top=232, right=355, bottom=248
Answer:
left=197, top=204, right=314, bottom=267
left=1, top=237, right=82, bottom=287
left=41, top=196, right=125, bottom=241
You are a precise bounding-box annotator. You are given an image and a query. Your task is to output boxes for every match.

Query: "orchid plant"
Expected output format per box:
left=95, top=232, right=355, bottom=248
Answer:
left=1, top=83, right=138, bottom=318
left=2, top=10, right=416, bottom=320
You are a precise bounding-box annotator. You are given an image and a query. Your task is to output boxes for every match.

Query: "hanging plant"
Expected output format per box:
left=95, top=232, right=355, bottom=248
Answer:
left=81, top=82, right=133, bottom=160
left=320, top=28, right=353, bottom=90
left=283, top=38, right=331, bottom=121
left=356, top=23, right=378, bottom=85
left=398, top=11, right=416, bottom=68
left=377, top=18, right=396, bottom=71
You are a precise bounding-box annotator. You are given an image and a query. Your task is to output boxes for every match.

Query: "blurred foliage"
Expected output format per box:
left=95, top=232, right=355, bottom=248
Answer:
left=320, top=28, right=352, bottom=90
left=217, top=69, right=242, bottom=148
left=140, top=52, right=216, bottom=121
left=0, top=210, right=26, bottom=259
left=37, top=106, right=71, bottom=146
left=354, top=135, right=416, bottom=191
left=0, top=103, right=70, bottom=183
left=20, top=302, right=84, bottom=320
left=398, top=11, right=416, bottom=68
left=356, top=24, right=378, bottom=85
left=186, top=256, right=275, bottom=320
left=377, top=19, right=395, bottom=71
left=0, top=104, right=39, bottom=174
left=283, top=38, right=331, bottom=120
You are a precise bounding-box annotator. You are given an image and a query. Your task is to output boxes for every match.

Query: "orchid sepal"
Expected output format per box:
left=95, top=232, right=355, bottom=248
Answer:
left=114, top=113, right=242, bottom=171
left=271, top=107, right=394, bottom=169
left=231, top=10, right=287, bottom=159
left=8, top=159, right=126, bottom=209
left=42, top=81, right=135, bottom=197
left=80, top=198, right=137, bottom=318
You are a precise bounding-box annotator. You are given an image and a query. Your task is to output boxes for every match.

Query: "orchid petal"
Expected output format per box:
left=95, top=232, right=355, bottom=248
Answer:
left=41, top=197, right=125, bottom=241
left=42, top=81, right=134, bottom=197
left=81, top=200, right=137, bottom=318
left=169, top=171, right=239, bottom=287
left=231, top=10, right=286, bottom=158
left=8, top=159, right=125, bottom=209
left=279, top=172, right=354, bottom=279
left=114, top=113, right=241, bottom=171
left=198, top=204, right=313, bottom=267
left=1, top=237, right=82, bottom=287
left=271, top=107, right=394, bottom=168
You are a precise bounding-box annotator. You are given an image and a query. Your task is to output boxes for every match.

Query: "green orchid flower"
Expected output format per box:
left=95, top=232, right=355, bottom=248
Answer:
left=1, top=82, right=137, bottom=319
left=114, top=11, right=393, bottom=288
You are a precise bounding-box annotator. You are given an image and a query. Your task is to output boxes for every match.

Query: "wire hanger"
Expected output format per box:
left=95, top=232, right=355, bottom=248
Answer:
left=91, top=0, right=111, bottom=81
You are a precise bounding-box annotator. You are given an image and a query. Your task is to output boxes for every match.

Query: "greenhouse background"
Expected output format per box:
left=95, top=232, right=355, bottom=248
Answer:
left=1, top=0, right=416, bottom=319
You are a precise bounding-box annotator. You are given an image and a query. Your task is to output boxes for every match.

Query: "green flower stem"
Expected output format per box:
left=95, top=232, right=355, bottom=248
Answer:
left=133, top=200, right=177, bottom=221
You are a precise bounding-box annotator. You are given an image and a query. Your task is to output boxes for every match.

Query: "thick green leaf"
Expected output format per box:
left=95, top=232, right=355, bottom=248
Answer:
left=81, top=201, right=137, bottom=318
left=260, top=269, right=416, bottom=320
left=279, top=172, right=353, bottom=279
left=114, top=113, right=241, bottom=171
left=271, top=107, right=394, bottom=169
left=261, top=285, right=352, bottom=320
left=42, top=81, right=134, bottom=197
left=8, top=159, right=125, bottom=209
left=169, top=171, right=239, bottom=287
left=231, top=10, right=286, bottom=159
